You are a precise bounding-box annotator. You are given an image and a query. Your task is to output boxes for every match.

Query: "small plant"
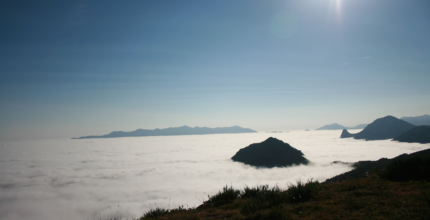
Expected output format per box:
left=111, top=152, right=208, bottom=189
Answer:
left=140, top=207, right=169, bottom=219
left=203, top=185, right=240, bottom=207
left=286, top=179, right=320, bottom=203
left=241, top=185, right=270, bottom=199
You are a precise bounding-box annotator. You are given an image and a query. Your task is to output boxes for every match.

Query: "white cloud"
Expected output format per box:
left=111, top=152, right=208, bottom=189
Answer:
left=0, top=132, right=428, bottom=220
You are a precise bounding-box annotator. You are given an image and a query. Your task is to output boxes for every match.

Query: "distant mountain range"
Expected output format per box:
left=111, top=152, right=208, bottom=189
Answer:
left=340, top=115, right=416, bottom=141
left=401, top=114, right=430, bottom=126
left=316, top=123, right=368, bottom=130
left=73, top=126, right=256, bottom=139
left=319, top=114, right=429, bottom=133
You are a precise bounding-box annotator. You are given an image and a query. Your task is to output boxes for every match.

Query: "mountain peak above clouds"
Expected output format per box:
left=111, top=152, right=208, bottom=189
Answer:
left=340, top=115, right=415, bottom=140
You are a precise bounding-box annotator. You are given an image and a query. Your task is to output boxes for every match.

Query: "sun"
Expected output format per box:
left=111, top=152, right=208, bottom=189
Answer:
left=333, top=0, right=343, bottom=25
left=335, top=0, right=342, bottom=15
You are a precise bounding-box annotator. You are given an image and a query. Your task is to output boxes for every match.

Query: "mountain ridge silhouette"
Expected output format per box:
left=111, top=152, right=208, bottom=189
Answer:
left=340, top=115, right=415, bottom=140
left=73, top=126, right=256, bottom=139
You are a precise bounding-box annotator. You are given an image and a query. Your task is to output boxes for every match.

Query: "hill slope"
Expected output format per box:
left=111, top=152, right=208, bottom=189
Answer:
left=325, top=148, right=430, bottom=183
left=140, top=148, right=430, bottom=220
left=393, top=125, right=430, bottom=144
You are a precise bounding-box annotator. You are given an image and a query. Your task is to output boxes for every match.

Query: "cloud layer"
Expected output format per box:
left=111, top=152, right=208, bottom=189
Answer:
left=0, top=131, right=428, bottom=220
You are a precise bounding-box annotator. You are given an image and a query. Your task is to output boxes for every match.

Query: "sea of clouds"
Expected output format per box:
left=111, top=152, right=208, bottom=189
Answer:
left=0, top=130, right=428, bottom=220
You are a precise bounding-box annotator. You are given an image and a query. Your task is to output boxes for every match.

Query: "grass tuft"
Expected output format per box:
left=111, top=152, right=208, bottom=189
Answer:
left=241, top=185, right=287, bottom=207
left=286, top=179, right=320, bottom=203
left=203, top=185, right=241, bottom=207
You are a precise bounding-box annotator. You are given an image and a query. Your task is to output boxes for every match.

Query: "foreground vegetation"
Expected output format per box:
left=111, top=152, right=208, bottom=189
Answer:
left=140, top=176, right=429, bottom=220
left=139, top=154, right=430, bottom=220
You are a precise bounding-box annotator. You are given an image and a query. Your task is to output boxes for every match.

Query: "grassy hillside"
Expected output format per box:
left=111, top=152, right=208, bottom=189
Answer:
left=138, top=149, right=430, bottom=220
left=140, top=175, right=430, bottom=220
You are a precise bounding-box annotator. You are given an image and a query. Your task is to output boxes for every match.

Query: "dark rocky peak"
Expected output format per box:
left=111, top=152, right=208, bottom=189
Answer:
left=340, top=115, right=416, bottom=141
left=340, top=129, right=354, bottom=138
left=231, top=137, right=309, bottom=168
left=261, top=137, right=284, bottom=144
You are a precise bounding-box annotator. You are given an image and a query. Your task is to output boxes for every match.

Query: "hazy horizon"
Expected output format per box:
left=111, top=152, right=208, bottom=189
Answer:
left=1, top=0, right=430, bottom=140
left=4, top=113, right=428, bottom=141
left=1, top=130, right=428, bottom=220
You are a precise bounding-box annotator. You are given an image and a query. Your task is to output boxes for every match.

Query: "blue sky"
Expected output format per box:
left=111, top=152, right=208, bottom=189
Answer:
left=1, top=0, right=429, bottom=139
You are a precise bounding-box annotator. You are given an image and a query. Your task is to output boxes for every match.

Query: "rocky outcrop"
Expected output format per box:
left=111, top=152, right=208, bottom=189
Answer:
left=231, top=137, right=309, bottom=168
left=340, top=129, right=355, bottom=138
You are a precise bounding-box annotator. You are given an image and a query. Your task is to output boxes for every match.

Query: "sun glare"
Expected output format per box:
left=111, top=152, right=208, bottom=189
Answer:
left=336, top=0, right=342, bottom=12
left=332, top=0, right=343, bottom=26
